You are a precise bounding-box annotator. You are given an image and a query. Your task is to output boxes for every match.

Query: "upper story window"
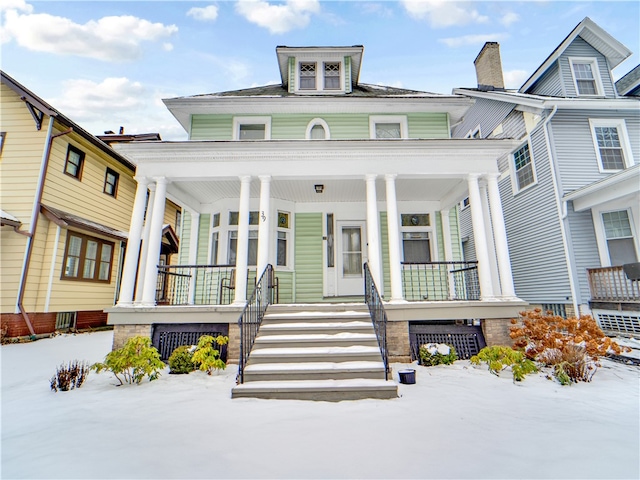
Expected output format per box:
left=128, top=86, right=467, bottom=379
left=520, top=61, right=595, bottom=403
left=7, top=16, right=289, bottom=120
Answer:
left=62, top=231, right=114, bottom=283
left=103, top=168, right=119, bottom=197
left=512, top=142, right=536, bottom=192
left=64, top=145, right=85, bottom=180
left=569, top=58, right=604, bottom=96
left=0, top=132, right=6, bottom=157
left=306, top=118, right=331, bottom=139
left=233, top=117, right=271, bottom=140
left=324, top=62, right=341, bottom=90
left=299, top=62, right=316, bottom=90
left=370, top=115, right=408, bottom=139
left=589, top=119, right=634, bottom=172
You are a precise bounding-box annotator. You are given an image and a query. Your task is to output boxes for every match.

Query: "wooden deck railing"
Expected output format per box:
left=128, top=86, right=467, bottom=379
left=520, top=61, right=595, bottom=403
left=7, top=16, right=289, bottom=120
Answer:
left=587, top=266, right=640, bottom=303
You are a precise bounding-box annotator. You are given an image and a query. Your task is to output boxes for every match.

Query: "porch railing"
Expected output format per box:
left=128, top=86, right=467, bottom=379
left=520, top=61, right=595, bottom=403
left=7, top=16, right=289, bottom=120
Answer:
left=237, top=264, right=274, bottom=384
left=401, top=261, right=480, bottom=301
left=364, top=263, right=389, bottom=381
left=155, top=265, right=237, bottom=305
left=587, top=266, right=640, bottom=303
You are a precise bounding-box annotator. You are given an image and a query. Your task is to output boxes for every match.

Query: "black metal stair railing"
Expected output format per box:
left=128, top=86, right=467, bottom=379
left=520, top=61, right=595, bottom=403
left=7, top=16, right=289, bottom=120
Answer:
left=364, top=263, right=389, bottom=381
left=237, top=264, right=274, bottom=384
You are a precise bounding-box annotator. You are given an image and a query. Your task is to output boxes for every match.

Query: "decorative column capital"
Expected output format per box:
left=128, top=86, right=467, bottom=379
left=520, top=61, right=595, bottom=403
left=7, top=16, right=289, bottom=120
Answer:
left=134, top=176, right=149, bottom=185
left=365, top=174, right=377, bottom=182
left=153, top=176, right=169, bottom=186
left=384, top=173, right=397, bottom=182
left=239, top=175, right=252, bottom=184
left=258, top=175, right=271, bottom=183
left=467, top=173, right=481, bottom=182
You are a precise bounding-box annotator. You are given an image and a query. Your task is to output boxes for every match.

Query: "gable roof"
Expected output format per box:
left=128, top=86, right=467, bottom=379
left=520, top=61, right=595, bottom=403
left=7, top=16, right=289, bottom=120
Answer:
left=616, top=65, right=640, bottom=96
left=519, top=17, right=632, bottom=94
left=1, top=70, right=136, bottom=172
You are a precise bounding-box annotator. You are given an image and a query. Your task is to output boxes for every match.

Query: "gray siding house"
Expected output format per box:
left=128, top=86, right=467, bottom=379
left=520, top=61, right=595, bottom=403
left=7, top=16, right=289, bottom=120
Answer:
left=452, top=17, right=640, bottom=335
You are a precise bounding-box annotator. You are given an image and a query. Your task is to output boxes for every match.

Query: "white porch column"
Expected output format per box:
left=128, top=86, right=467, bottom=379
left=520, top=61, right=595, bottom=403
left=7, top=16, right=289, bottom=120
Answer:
left=385, top=174, right=404, bottom=302
left=467, top=174, right=494, bottom=299
left=135, top=182, right=156, bottom=302
left=118, top=176, right=149, bottom=305
left=257, top=175, right=272, bottom=278
left=140, top=178, right=168, bottom=306
left=187, top=211, right=200, bottom=305
left=234, top=176, right=251, bottom=305
left=486, top=173, right=517, bottom=298
left=479, top=181, right=501, bottom=295
left=365, top=174, right=382, bottom=292
left=440, top=209, right=456, bottom=299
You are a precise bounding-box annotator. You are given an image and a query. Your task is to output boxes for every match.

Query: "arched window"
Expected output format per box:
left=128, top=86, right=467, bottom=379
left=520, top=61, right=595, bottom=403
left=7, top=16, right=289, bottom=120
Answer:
left=306, top=118, right=331, bottom=140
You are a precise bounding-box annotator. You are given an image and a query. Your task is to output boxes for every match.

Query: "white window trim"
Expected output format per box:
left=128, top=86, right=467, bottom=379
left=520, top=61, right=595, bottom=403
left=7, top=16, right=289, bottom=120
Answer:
left=592, top=206, right=639, bottom=267
left=295, top=60, right=345, bottom=94
left=569, top=57, right=605, bottom=97
left=399, top=212, right=438, bottom=263
left=233, top=116, right=271, bottom=141
left=588, top=118, right=635, bottom=173
left=466, top=125, right=482, bottom=139
left=276, top=210, right=292, bottom=269
left=305, top=118, right=331, bottom=140
left=509, top=139, right=537, bottom=195
left=369, top=115, right=409, bottom=139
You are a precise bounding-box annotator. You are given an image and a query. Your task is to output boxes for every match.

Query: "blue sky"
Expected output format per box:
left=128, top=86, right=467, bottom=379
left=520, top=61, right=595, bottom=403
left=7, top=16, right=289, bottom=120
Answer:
left=2, top=1, right=638, bottom=140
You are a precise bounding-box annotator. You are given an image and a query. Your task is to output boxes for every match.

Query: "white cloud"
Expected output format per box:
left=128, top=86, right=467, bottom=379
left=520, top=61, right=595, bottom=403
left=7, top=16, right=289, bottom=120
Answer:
left=0, top=0, right=32, bottom=13
left=1, top=5, right=177, bottom=61
left=500, top=12, right=519, bottom=27
left=438, top=33, right=508, bottom=48
left=504, top=69, right=529, bottom=89
left=48, top=77, right=187, bottom=140
left=235, top=0, right=320, bottom=34
left=401, top=0, right=489, bottom=28
left=187, top=5, right=219, bottom=22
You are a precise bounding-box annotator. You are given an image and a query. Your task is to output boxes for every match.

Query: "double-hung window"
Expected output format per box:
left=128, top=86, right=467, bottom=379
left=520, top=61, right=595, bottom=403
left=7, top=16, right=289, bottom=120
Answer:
left=512, top=142, right=536, bottom=192
left=569, top=58, right=603, bottom=96
left=104, top=168, right=119, bottom=197
left=277, top=211, right=290, bottom=267
left=62, top=232, right=114, bottom=282
left=299, top=62, right=316, bottom=90
left=228, top=211, right=258, bottom=266
left=589, top=119, right=633, bottom=172
left=401, top=214, right=432, bottom=263
left=602, top=210, right=638, bottom=266
left=324, top=62, right=340, bottom=90
left=64, top=145, right=85, bottom=180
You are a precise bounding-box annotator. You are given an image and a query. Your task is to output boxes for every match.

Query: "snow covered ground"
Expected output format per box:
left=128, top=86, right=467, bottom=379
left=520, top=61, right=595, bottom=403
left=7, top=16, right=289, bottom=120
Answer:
left=1, top=331, right=638, bottom=479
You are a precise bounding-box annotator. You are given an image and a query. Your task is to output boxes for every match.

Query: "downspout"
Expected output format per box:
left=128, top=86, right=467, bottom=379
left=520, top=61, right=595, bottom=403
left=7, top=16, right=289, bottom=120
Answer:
left=541, top=105, right=580, bottom=316
left=16, top=118, right=73, bottom=339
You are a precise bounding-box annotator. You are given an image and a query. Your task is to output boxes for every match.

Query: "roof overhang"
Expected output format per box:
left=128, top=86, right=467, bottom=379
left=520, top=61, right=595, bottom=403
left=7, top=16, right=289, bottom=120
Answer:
left=40, top=204, right=128, bottom=241
left=163, top=95, right=473, bottom=133
left=519, top=17, right=632, bottom=94
left=276, top=45, right=364, bottom=89
left=563, top=165, right=640, bottom=212
left=1, top=209, right=22, bottom=229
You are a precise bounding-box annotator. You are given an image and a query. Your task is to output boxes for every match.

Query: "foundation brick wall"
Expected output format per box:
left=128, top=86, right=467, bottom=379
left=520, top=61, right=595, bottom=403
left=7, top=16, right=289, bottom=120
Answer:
left=227, top=323, right=240, bottom=364
left=112, top=324, right=152, bottom=350
left=481, top=319, right=514, bottom=346
left=387, top=320, right=411, bottom=362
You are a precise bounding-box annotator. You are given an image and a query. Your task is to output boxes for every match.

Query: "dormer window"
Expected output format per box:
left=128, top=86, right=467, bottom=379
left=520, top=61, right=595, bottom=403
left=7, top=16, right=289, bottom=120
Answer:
left=569, top=58, right=604, bottom=96
left=300, top=63, right=316, bottom=90
left=324, top=63, right=340, bottom=90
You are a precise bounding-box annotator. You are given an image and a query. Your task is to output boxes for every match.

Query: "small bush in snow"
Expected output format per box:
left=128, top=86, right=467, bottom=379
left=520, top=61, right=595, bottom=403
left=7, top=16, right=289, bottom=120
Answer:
left=419, top=343, right=458, bottom=366
left=510, top=309, right=627, bottom=384
left=168, top=345, right=196, bottom=374
left=471, top=346, right=537, bottom=382
left=192, top=335, right=229, bottom=375
left=91, top=336, right=165, bottom=386
left=50, top=360, right=89, bottom=392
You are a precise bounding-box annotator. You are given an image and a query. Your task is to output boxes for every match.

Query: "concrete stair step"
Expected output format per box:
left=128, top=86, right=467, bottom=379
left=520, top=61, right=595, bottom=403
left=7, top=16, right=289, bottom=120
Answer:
left=262, top=311, right=370, bottom=324
left=258, top=320, right=374, bottom=335
left=247, top=345, right=383, bottom=364
left=231, top=378, right=398, bottom=401
left=253, top=332, right=379, bottom=349
left=242, top=361, right=386, bottom=381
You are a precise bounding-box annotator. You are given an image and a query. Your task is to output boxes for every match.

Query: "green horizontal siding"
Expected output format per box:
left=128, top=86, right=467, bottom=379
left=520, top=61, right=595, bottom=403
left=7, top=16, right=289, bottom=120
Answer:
left=294, top=213, right=323, bottom=302
left=274, top=270, right=293, bottom=304
left=189, top=112, right=450, bottom=140
left=197, top=214, right=211, bottom=264
left=380, top=212, right=390, bottom=297
left=178, top=211, right=192, bottom=264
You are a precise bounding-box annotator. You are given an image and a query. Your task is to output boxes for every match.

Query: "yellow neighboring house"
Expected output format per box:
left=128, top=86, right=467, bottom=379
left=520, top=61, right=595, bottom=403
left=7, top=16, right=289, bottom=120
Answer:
left=0, top=71, right=180, bottom=339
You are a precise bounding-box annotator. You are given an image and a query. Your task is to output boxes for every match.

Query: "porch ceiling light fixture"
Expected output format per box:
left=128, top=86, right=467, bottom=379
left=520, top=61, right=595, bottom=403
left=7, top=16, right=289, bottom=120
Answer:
left=314, top=184, right=324, bottom=193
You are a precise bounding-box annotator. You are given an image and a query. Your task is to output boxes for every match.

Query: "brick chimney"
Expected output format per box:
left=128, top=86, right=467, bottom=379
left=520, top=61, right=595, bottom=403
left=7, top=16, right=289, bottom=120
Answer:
left=474, top=42, right=505, bottom=91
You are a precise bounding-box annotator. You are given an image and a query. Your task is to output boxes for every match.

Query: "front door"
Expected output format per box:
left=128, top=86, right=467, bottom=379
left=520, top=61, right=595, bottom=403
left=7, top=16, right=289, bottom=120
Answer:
left=336, top=221, right=366, bottom=296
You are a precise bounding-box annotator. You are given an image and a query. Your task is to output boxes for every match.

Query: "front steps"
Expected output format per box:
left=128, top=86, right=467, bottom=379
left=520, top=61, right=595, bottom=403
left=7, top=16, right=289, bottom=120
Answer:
left=231, top=309, right=397, bottom=401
